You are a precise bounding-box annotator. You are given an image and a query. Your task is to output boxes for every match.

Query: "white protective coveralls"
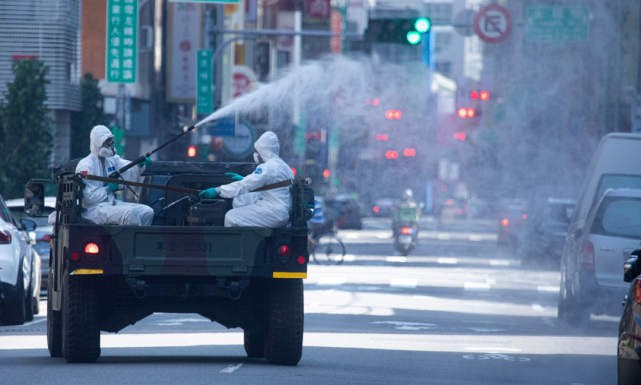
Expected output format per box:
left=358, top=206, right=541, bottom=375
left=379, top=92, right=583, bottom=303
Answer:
left=75, top=125, right=154, bottom=226
left=220, top=132, right=294, bottom=227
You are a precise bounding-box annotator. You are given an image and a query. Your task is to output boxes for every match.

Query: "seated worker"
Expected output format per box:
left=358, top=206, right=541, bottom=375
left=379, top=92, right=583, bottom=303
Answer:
left=199, top=132, right=294, bottom=227
left=76, top=125, right=154, bottom=226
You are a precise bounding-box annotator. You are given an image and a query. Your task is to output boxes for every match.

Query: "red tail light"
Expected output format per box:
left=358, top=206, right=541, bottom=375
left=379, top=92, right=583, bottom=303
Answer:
left=579, top=240, right=595, bottom=271
left=42, top=234, right=52, bottom=242
left=401, top=227, right=411, bottom=235
left=297, top=256, right=306, bottom=264
left=85, top=243, right=99, bottom=254
left=278, top=245, right=292, bottom=257
left=0, top=230, right=11, bottom=244
left=501, top=218, right=509, bottom=226
left=373, top=206, right=380, bottom=213
left=634, top=280, right=641, bottom=304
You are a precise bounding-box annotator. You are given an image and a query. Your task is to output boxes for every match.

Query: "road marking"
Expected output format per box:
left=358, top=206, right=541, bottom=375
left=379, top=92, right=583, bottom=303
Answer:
left=343, top=254, right=356, bottom=262
left=467, top=328, right=506, bottom=333
left=220, top=363, right=243, bottom=373
left=386, top=256, right=407, bottom=263
left=464, top=282, right=490, bottom=290
left=463, top=353, right=530, bottom=361
left=464, top=347, right=521, bottom=352
left=437, top=257, right=458, bottom=264
left=537, top=286, right=560, bottom=292
left=531, top=303, right=544, bottom=312
left=317, top=277, right=345, bottom=286
left=372, top=321, right=437, bottom=330
left=23, top=318, right=47, bottom=327
left=155, top=318, right=210, bottom=326
left=390, top=278, right=417, bottom=288
left=489, top=260, right=510, bottom=266
left=437, top=233, right=451, bottom=240
left=486, top=278, right=496, bottom=285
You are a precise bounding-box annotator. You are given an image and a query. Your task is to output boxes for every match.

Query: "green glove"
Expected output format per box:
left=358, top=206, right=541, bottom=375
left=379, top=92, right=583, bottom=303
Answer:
left=225, top=172, right=243, bottom=181
left=199, top=188, right=218, bottom=199
left=138, top=157, right=152, bottom=168
left=108, top=183, right=119, bottom=193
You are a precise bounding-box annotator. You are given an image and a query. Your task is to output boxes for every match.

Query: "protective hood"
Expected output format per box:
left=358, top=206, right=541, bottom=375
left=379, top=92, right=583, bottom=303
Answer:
left=254, top=131, right=280, bottom=162
left=90, top=125, right=114, bottom=158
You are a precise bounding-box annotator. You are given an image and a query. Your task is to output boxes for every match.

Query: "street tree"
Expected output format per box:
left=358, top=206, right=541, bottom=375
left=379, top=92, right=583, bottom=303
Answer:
left=71, top=73, right=108, bottom=159
left=0, top=59, right=52, bottom=199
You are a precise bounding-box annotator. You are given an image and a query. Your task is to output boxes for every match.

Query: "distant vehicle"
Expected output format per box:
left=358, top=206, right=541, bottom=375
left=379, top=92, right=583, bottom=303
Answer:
left=617, top=250, right=641, bottom=385
left=0, top=194, right=41, bottom=325
left=372, top=198, right=394, bottom=218
left=324, top=196, right=362, bottom=229
left=518, top=198, right=575, bottom=265
left=497, top=199, right=528, bottom=249
left=558, top=189, right=641, bottom=326
left=6, top=197, right=55, bottom=292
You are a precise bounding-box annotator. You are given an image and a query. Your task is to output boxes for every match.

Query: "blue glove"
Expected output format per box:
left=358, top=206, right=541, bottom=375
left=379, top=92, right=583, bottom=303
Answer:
left=225, top=172, right=243, bottom=181
left=199, top=188, right=218, bottom=199
left=138, top=157, right=152, bottom=168
left=108, top=183, right=119, bottom=193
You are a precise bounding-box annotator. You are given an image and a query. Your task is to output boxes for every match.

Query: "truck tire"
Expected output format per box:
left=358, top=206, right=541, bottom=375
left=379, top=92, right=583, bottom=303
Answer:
left=47, top=273, right=63, bottom=358
left=264, top=279, right=304, bottom=366
left=0, top=268, right=26, bottom=326
left=61, top=275, right=101, bottom=363
left=244, top=330, right=265, bottom=358
left=24, top=282, right=34, bottom=322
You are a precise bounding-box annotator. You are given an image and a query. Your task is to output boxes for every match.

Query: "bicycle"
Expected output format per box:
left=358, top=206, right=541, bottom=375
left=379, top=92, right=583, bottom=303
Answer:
left=308, top=229, right=346, bottom=265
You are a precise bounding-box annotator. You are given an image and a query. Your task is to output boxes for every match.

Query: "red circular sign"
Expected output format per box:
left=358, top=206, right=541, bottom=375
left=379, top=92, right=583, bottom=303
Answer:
left=473, top=4, right=512, bottom=44
left=233, top=73, right=252, bottom=98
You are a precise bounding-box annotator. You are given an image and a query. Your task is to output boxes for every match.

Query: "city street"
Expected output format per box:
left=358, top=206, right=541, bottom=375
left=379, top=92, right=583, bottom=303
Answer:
left=0, top=218, right=617, bottom=384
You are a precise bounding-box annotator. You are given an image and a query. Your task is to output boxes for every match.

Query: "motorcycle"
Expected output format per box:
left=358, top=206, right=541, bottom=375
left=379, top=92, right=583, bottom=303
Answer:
left=394, top=223, right=418, bottom=256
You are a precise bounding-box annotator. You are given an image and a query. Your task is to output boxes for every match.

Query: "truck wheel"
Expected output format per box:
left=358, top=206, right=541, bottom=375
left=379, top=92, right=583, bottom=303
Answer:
left=24, top=282, right=34, bottom=322
left=61, top=275, right=101, bottom=363
left=264, top=279, right=304, bottom=366
left=244, top=330, right=265, bottom=358
left=0, top=268, right=26, bottom=326
left=47, top=273, right=63, bottom=358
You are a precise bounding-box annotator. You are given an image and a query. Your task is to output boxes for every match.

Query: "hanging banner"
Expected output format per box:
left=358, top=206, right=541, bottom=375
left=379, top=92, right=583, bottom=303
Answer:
left=197, top=50, right=213, bottom=114
left=167, top=3, right=202, bottom=102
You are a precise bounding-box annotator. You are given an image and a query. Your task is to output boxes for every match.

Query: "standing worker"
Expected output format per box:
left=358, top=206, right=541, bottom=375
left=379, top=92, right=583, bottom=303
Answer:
left=199, top=132, right=294, bottom=227
left=76, top=125, right=154, bottom=226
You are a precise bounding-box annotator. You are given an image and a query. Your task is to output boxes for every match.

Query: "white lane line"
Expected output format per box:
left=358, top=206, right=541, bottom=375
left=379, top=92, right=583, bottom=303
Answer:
left=23, top=318, right=47, bottom=327
left=390, top=278, right=417, bottom=288
left=464, top=282, right=490, bottom=291
left=437, top=257, right=458, bottom=264
left=464, top=347, right=521, bottom=352
left=343, top=254, right=356, bottom=262
left=437, top=233, right=451, bottom=240
left=486, top=279, right=496, bottom=285
left=490, top=260, right=510, bottom=266
left=220, top=363, right=243, bottom=373
left=386, top=256, right=407, bottom=263
left=537, top=286, right=560, bottom=293
left=317, top=277, right=345, bottom=286
left=531, top=303, right=544, bottom=312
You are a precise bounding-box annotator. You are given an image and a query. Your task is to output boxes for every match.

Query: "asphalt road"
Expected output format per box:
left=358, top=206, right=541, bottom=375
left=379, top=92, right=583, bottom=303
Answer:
left=0, top=218, right=617, bottom=384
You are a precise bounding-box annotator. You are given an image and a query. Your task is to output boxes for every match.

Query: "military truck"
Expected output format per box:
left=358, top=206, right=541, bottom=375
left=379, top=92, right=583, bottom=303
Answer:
left=25, top=161, right=313, bottom=365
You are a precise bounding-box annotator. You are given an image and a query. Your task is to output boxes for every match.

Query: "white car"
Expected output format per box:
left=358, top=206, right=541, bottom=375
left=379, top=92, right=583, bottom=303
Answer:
left=0, top=194, right=41, bottom=325
left=559, top=188, right=641, bottom=325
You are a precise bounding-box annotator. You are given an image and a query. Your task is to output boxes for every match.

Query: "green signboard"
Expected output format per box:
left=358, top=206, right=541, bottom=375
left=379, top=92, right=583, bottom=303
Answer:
left=106, top=0, right=138, bottom=83
left=526, top=6, right=589, bottom=43
left=197, top=50, right=213, bottom=115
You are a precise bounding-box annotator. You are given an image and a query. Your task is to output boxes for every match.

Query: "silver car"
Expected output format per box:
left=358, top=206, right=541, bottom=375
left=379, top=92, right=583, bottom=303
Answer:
left=559, top=188, right=641, bottom=325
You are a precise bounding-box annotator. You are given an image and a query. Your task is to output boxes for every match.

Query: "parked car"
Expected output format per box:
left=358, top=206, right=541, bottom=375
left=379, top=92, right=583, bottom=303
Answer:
left=617, top=250, right=641, bottom=385
left=372, top=198, right=394, bottom=218
left=6, top=197, right=54, bottom=292
left=0, top=194, right=41, bottom=325
left=518, top=198, right=575, bottom=265
left=558, top=189, right=641, bottom=326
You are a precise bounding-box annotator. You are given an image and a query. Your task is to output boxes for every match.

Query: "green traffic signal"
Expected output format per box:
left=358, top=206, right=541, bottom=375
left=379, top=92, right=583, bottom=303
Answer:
left=406, top=31, right=421, bottom=45
left=415, top=18, right=431, bottom=33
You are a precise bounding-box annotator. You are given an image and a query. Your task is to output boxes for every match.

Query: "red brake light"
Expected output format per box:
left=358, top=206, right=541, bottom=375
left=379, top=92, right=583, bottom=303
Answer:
left=42, top=234, right=52, bottom=242
left=401, top=227, right=411, bottom=235
left=522, top=214, right=527, bottom=220
left=633, top=280, right=641, bottom=304
left=71, top=252, right=80, bottom=261
left=278, top=245, right=292, bottom=257
left=373, top=206, right=380, bottom=213
left=0, top=230, right=11, bottom=244
left=579, top=240, right=595, bottom=271
left=188, top=145, right=197, bottom=158
left=85, top=243, right=99, bottom=254
left=445, top=199, right=454, bottom=206
left=501, top=218, right=509, bottom=226
left=297, top=256, right=306, bottom=264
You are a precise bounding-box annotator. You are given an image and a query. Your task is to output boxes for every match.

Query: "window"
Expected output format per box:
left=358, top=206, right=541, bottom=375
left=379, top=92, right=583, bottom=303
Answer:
left=596, top=175, right=641, bottom=200
left=591, top=197, right=641, bottom=239
left=434, top=32, right=452, bottom=53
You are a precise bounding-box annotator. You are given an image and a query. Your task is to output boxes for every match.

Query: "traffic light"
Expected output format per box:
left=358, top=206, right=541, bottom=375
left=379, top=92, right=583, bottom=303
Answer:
left=470, top=90, right=490, bottom=101
left=375, top=134, right=389, bottom=141
left=188, top=145, right=197, bottom=157
left=385, top=150, right=398, bottom=159
left=291, top=168, right=297, bottom=176
left=480, top=90, right=489, bottom=101
left=366, top=18, right=431, bottom=45
left=470, top=91, right=479, bottom=100
left=323, top=169, right=330, bottom=178
left=453, top=132, right=467, bottom=141
left=403, top=148, right=416, bottom=157
left=457, top=108, right=476, bottom=118
left=365, top=98, right=380, bottom=106
left=386, top=110, right=402, bottom=120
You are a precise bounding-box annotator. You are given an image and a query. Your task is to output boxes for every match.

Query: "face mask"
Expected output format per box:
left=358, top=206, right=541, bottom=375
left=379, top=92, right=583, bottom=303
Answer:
left=253, top=152, right=263, bottom=164
left=99, top=147, right=115, bottom=158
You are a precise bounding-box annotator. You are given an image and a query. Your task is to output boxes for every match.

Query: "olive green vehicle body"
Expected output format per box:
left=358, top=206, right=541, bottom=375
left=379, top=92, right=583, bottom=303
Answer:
left=37, top=161, right=311, bottom=335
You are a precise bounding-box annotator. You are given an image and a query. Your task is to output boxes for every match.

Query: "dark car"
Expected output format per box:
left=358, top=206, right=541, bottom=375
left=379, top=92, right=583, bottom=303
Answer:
left=372, top=198, right=394, bottom=218
left=324, top=196, right=362, bottom=229
left=497, top=199, right=528, bottom=250
left=618, top=251, right=641, bottom=385
left=518, top=198, right=575, bottom=265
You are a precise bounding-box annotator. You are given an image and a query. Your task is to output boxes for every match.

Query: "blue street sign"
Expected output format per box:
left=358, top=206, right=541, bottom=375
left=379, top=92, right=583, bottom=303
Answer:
left=208, top=113, right=235, bottom=137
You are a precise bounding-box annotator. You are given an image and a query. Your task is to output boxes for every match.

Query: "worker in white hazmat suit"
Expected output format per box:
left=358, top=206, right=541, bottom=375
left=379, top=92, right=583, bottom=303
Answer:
left=75, top=125, right=154, bottom=226
left=199, top=132, right=294, bottom=227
